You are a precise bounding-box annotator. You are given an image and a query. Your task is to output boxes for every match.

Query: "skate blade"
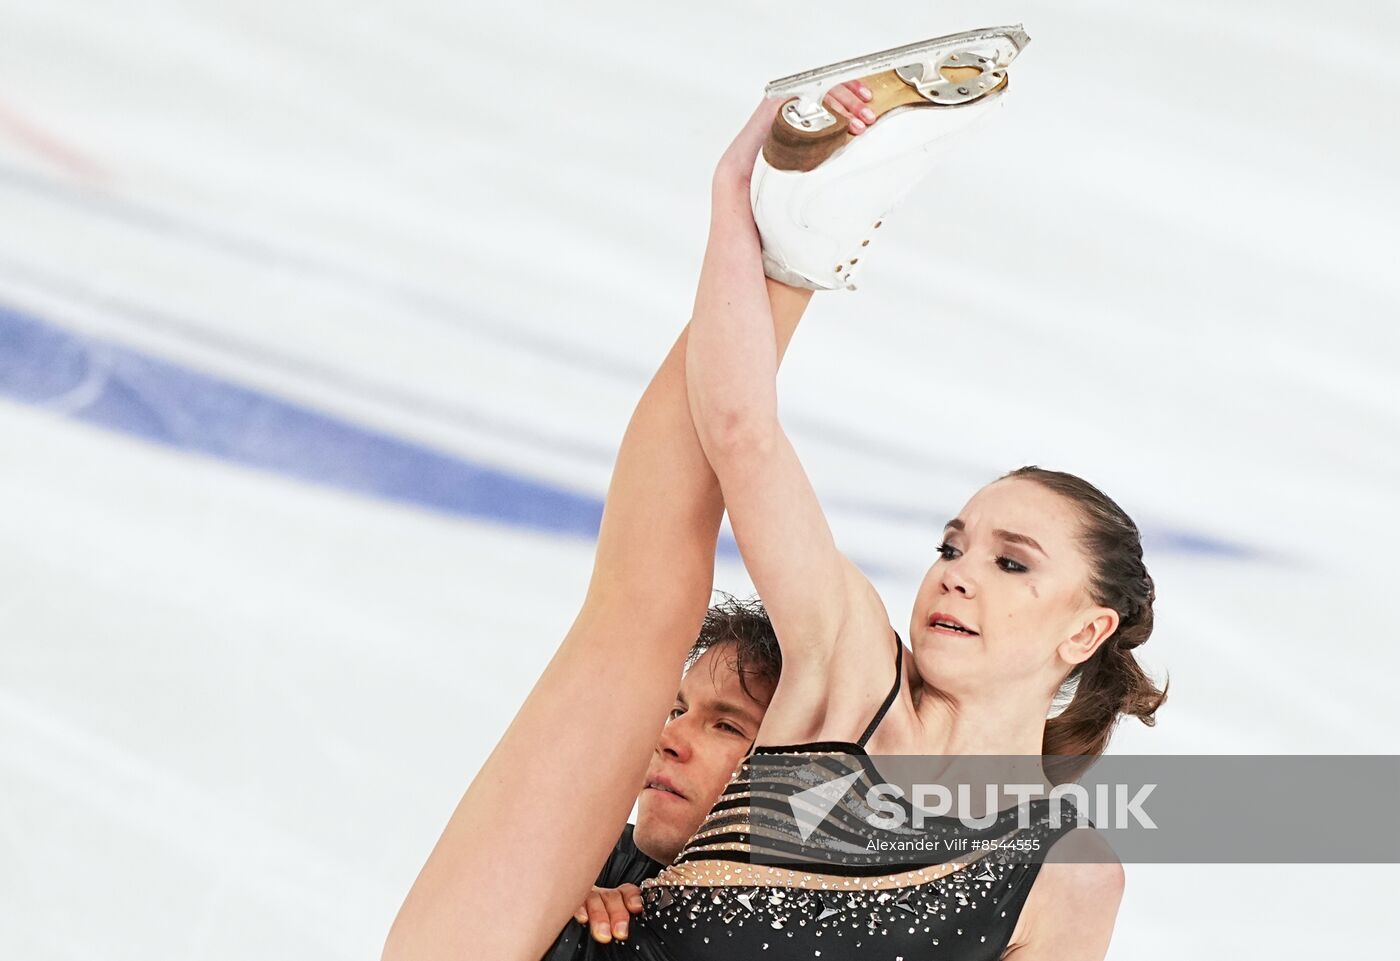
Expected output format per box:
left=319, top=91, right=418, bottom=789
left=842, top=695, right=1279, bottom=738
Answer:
left=765, top=24, right=1030, bottom=106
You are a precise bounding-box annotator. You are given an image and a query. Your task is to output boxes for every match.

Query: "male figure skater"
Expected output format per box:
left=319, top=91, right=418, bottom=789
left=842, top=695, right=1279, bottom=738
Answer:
left=543, top=597, right=780, bottom=958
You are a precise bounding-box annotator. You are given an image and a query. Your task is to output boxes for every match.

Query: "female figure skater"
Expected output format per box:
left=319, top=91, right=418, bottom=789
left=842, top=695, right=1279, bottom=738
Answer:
left=386, top=28, right=1164, bottom=961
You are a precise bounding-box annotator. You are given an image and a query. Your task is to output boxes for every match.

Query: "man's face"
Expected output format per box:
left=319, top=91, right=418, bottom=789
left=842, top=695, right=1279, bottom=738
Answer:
left=632, top=643, right=775, bottom=865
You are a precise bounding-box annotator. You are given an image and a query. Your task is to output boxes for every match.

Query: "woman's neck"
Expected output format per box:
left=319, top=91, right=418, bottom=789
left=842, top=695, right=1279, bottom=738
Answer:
left=911, top=683, right=1053, bottom=774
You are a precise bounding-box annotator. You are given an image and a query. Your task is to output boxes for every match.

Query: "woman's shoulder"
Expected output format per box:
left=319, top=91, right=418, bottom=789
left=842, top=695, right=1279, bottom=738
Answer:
left=1039, top=829, right=1125, bottom=890
left=1007, top=828, right=1124, bottom=953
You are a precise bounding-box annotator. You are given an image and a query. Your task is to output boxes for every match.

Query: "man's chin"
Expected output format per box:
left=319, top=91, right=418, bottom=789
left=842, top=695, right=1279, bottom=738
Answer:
left=633, top=808, right=692, bottom=866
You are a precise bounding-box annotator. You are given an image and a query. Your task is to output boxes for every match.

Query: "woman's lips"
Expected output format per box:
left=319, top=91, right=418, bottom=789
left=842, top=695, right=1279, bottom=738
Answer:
left=927, top=611, right=980, bottom=636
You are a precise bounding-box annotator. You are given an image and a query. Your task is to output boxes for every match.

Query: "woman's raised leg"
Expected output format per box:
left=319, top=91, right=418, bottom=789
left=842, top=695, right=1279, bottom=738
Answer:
left=382, top=99, right=813, bottom=961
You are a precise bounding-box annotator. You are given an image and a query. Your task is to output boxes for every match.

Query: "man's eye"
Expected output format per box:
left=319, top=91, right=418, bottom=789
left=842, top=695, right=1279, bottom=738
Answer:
left=668, top=707, right=685, bottom=720
left=718, top=722, right=745, bottom=736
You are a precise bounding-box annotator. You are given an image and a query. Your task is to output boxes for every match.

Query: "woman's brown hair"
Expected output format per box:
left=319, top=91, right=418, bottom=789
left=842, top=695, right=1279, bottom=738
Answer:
left=1001, top=466, right=1168, bottom=782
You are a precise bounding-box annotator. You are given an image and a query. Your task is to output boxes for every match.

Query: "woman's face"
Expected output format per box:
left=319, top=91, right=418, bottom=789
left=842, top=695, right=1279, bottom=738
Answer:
left=908, top=478, right=1118, bottom=696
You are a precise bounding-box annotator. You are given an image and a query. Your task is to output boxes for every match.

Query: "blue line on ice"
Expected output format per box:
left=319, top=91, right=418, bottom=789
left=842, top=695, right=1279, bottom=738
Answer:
left=0, top=302, right=1253, bottom=560
left=0, top=302, right=605, bottom=539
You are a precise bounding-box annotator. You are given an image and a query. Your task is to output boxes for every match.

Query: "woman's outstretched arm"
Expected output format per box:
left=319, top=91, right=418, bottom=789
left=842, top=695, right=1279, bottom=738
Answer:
left=382, top=118, right=813, bottom=961
left=686, top=97, right=891, bottom=738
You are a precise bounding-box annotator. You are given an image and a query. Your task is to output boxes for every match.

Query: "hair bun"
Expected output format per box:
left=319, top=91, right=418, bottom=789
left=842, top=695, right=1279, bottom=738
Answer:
left=1116, top=634, right=1145, bottom=651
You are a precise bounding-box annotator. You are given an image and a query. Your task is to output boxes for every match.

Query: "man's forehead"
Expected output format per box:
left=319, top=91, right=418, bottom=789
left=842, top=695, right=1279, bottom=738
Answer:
left=679, top=645, right=768, bottom=709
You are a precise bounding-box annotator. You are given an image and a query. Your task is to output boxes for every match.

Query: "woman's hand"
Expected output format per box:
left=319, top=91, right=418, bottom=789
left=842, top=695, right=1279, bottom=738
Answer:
left=572, top=883, right=645, bottom=943
left=712, top=80, right=875, bottom=194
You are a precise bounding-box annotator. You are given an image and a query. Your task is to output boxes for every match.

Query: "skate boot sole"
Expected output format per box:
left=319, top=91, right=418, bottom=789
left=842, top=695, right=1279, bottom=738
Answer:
left=764, top=68, right=1010, bottom=173
left=760, top=25, right=1028, bottom=172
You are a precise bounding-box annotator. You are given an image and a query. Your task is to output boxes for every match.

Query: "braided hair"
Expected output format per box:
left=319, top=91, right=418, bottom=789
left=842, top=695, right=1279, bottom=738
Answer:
left=1001, top=466, right=1168, bottom=782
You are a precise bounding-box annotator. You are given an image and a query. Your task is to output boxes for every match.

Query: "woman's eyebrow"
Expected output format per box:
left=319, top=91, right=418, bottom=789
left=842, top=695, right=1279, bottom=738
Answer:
left=943, top=519, right=1046, bottom=556
left=995, top=529, right=1046, bottom=556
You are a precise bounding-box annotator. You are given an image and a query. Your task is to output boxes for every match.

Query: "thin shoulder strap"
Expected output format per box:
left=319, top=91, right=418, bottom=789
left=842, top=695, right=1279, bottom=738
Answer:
left=855, top=629, right=903, bottom=749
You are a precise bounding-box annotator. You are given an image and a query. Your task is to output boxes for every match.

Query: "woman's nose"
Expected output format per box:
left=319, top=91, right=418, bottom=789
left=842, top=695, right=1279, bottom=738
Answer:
left=940, top=561, right=976, bottom=597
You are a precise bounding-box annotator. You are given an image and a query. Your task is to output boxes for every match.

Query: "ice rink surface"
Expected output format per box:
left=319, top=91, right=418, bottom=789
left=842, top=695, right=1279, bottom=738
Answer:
left=1, top=0, right=1397, bottom=957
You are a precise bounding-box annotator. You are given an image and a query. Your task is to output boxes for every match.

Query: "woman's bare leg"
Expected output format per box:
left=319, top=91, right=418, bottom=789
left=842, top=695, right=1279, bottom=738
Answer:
left=383, top=208, right=813, bottom=960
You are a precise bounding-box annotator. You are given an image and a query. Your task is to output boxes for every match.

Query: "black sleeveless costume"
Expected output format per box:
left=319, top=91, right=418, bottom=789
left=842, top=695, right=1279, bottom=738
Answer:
left=621, top=631, right=1082, bottom=960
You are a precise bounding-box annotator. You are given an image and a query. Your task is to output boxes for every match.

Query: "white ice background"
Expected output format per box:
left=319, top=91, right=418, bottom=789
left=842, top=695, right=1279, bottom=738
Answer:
left=0, top=1, right=1397, bottom=958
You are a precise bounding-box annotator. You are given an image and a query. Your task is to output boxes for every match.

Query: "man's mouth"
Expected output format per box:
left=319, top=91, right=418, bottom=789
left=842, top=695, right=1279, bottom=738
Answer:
left=644, top=776, right=687, bottom=800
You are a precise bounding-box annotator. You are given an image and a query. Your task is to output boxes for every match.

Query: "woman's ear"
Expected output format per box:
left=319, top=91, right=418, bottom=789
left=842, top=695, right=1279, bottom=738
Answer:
left=1059, top=606, right=1120, bottom=666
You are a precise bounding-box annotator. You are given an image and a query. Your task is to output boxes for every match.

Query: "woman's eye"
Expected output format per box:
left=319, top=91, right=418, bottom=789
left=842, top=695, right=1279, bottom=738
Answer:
left=936, top=542, right=960, bottom=560
left=668, top=707, right=685, bottom=720
left=997, top=556, right=1028, bottom=574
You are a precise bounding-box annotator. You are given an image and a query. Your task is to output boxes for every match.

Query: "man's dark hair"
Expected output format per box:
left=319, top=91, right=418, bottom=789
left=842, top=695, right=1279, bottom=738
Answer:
left=686, top=593, right=781, bottom=702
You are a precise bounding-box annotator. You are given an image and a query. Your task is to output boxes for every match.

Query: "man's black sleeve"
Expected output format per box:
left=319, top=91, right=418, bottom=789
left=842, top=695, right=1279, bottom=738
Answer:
left=538, top=823, right=662, bottom=961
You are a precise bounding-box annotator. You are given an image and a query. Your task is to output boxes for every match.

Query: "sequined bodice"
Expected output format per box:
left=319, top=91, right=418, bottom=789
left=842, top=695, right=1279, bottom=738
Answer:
left=624, top=746, right=1077, bottom=960
left=620, top=634, right=1080, bottom=959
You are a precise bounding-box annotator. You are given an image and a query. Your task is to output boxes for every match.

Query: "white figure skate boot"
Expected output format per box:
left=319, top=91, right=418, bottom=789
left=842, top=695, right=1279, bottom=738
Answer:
left=750, top=25, right=1030, bottom=291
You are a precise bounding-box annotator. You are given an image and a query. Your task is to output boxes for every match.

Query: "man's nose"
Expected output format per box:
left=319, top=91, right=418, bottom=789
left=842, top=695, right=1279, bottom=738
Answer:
left=657, top=719, right=693, bottom=762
